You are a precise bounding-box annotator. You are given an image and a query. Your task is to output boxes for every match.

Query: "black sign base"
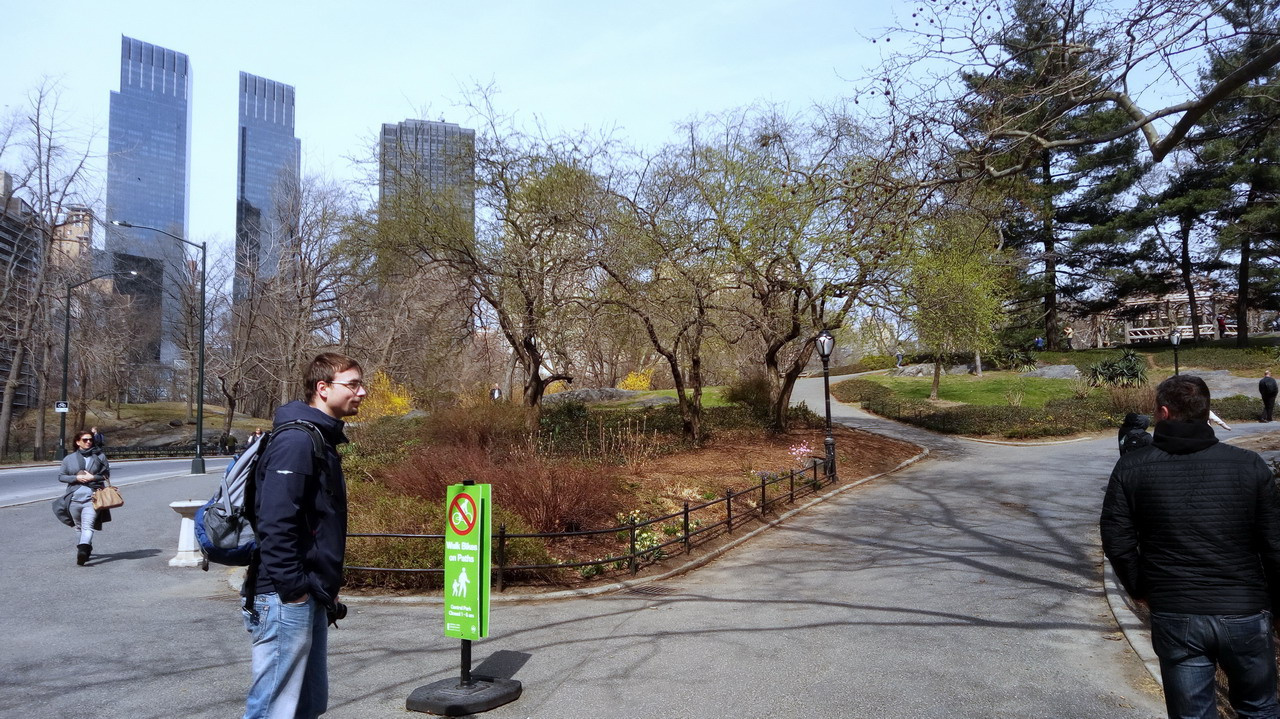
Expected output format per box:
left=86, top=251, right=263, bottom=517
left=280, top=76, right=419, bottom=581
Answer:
left=406, top=676, right=522, bottom=716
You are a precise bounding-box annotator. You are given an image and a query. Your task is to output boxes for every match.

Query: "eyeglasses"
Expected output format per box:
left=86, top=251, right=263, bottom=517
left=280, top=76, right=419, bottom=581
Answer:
left=327, top=380, right=365, bottom=391
left=76, top=437, right=93, bottom=444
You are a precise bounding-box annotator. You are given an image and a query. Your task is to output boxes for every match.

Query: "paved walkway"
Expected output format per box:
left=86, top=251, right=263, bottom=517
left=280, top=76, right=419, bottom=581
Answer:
left=7, top=380, right=1250, bottom=718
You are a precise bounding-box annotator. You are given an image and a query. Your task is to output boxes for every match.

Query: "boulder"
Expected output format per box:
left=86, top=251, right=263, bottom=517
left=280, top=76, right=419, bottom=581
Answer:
left=1021, top=364, right=1082, bottom=379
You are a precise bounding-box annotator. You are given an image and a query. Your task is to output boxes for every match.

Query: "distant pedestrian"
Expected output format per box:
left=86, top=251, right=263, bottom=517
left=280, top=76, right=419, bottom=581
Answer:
left=53, top=430, right=112, bottom=566
left=1033, top=336, right=1045, bottom=351
left=1063, top=325, right=1074, bottom=350
left=91, top=426, right=104, bottom=449
left=247, top=428, right=264, bottom=446
left=1102, top=375, right=1280, bottom=719
left=1217, top=315, right=1228, bottom=338
left=490, top=383, right=502, bottom=401
left=1261, top=370, right=1278, bottom=423
left=1117, top=413, right=1152, bottom=456
left=894, top=348, right=904, bottom=368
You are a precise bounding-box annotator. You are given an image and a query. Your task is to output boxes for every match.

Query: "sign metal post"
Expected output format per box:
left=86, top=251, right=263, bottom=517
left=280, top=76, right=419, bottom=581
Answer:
left=407, top=481, right=521, bottom=716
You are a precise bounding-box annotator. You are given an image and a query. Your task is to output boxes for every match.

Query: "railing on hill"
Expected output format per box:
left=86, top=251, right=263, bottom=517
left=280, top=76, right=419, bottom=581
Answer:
left=102, top=444, right=226, bottom=460
left=1, top=443, right=227, bottom=463
left=346, top=457, right=837, bottom=591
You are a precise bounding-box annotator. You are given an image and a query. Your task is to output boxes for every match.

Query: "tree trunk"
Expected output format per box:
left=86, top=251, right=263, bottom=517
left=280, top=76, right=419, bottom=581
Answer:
left=1237, top=230, right=1251, bottom=348
left=1042, top=152, right=1059, bottom=351
left=930, top=357, right=942, bottom=400
left=1178, top=215, right=1201, bottom=344
left=974, top=350, right=983, bottom=377
left=0, top=340, right=28, bottom=457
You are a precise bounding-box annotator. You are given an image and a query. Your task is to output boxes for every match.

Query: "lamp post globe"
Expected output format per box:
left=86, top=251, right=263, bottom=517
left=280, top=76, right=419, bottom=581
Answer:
left=110, top=219, right=206, bottom=473
left=816, top=330, right=837, bottom=482
left=59, top=270, right=137, bottom=458
left=1170, top=329, right=1181, bottom=376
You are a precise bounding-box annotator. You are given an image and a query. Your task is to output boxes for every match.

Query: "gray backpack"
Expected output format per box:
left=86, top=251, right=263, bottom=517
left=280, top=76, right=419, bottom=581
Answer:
left=193, top=420, right=324, bottom=569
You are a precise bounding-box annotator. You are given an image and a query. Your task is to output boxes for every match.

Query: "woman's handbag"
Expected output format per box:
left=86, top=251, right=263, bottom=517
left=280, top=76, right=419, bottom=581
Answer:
left=92, top=479, right=124, bottom=511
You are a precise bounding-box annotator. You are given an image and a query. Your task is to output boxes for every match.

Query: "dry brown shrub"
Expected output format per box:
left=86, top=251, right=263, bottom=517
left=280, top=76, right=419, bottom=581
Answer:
left=1107, top=386, right=1156, bottom=415
left=377, top=444, right=623, bottom=534
left=423, top=402, right=534, bottom=456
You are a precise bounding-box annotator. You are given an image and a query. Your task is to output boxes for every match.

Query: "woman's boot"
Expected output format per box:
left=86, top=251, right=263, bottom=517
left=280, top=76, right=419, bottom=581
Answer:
left=76, top=543, right=91, bottom=566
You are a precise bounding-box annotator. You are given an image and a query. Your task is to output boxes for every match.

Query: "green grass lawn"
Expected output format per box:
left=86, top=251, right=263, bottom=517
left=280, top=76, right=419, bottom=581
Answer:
left=643, top=387, right=732, bottom=407
left=859, top=372, right=1078, bottom=408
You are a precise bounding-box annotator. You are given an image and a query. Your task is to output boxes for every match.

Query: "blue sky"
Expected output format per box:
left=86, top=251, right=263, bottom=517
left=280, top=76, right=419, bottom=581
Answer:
left=3, top=0, right=897, bottom=254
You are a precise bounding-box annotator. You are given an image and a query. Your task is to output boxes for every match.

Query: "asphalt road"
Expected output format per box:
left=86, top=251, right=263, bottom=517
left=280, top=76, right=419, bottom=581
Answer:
left=0, top=456, right=231, bottom=507
left=7, top=382, right=1262, bottom=718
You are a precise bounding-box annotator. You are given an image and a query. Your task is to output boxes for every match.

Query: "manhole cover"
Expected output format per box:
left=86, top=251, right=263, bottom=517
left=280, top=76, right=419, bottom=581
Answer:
left=619, top=585, right=680, bottom=597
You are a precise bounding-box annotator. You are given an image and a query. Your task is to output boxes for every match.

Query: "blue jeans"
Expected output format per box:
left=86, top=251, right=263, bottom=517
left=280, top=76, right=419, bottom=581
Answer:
left=242, top=593, right=328, bottom=719
left=1151, top=611, right=1280, bottom=719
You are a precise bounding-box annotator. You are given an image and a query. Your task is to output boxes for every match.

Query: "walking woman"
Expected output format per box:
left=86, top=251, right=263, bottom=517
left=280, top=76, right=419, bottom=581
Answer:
left=54, top=430, right=112, bottom=565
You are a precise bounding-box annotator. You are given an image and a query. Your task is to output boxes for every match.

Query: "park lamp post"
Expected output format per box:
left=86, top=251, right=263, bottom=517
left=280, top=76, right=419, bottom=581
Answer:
left=111, top=219, right=207, bottom=474
left=815, top=329, right=837, bottom=481
left=59, top=270, right=137, bottom=459
left=1170, top=328, right=1181, bottom=376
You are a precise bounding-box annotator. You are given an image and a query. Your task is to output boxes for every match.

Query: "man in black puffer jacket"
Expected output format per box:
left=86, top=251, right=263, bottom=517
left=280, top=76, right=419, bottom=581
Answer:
left=1102, top=374, right=1280, bottom=719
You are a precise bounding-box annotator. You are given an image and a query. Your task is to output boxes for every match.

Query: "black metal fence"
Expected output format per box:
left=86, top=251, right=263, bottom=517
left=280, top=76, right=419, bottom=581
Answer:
left=0, top=444, right=225, bottom=463
left=346, top=457, right=837, bottom=591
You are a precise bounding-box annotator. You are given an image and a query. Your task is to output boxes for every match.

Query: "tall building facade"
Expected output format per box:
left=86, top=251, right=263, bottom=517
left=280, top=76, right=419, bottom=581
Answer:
left=0, top=172, right=44, bottom=411
left=235, top=72, right=300, bottom=302
left=104, top=36, right=192, bottom=365
left=379, top=119, right=475, bottom=224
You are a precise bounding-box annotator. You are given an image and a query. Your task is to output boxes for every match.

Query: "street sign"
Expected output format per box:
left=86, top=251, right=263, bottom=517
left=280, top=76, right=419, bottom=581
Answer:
left=443, top=483, right=491, bottom=641
left=54, top=401, right=69, bottom=413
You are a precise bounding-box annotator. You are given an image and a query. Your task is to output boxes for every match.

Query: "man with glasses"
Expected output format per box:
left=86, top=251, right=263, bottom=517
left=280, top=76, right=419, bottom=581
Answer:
left=241, top=352, right=366, bottom=719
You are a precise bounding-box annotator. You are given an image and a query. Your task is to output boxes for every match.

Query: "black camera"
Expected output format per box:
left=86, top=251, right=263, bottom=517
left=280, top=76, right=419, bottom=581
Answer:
left=326, top=601, right=347, bottom=627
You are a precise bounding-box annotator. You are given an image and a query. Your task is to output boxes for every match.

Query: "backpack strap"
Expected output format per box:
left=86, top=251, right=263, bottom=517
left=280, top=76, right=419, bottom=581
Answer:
left=242, top=419, right=328, bottom=619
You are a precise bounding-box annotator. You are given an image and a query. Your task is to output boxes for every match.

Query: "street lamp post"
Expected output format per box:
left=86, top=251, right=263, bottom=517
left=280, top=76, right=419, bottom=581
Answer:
left=1171, top=328, right=1181, bottom=376
left=815, top=330, right=837, bottom=482
left=111, top=219, right=207, bottom=474
left=59, top=271, right=137, bottom=459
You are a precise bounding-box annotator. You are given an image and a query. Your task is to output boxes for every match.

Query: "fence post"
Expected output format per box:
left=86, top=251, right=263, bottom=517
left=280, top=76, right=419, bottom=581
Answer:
left=683, top=501, right=690, bottom=554
left=789, top=469, right=795, bottom=503
left=628, top=516, right=638, bottom=575
left=496, top=524, right=507, bottom=593
left=726, top=488, right=734, bottom=535
left=760, top=473, right=767, bottom=516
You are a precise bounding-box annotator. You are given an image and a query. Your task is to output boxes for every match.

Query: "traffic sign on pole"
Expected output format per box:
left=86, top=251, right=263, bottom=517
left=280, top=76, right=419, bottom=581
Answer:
left=54, top=401, right=69, bottom=413
left=444, top=483, right=491, bottom=640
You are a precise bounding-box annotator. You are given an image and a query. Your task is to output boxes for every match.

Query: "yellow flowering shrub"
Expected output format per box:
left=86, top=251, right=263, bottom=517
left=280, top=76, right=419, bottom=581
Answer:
left=617, top=369, right=654, bottom=391
left=355, top=371, right=413, bottom=421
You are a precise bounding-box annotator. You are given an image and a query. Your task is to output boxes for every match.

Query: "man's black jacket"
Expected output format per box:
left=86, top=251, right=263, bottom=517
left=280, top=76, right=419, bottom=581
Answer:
left=1261, top=376, right=1278, bottom=399
left=249, top=400, right=349, bottom=606
left=1100, top=419, right=1280, bottom=614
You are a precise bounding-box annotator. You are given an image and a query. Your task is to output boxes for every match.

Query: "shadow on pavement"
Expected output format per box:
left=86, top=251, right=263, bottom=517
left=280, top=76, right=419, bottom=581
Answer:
left=87, top=548, right=162, bottom=565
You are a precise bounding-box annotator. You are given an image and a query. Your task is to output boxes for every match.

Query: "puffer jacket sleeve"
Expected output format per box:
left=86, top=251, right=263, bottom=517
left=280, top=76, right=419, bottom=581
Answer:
left=1251, top=458, right=1280, bottom=613
left=1100, top=466, right=1144, bottom=600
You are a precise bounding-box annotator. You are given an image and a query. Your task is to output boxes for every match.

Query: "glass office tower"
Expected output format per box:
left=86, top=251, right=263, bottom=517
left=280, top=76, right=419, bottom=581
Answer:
left=235, top=72, right=300, bottom=303
left=104, top=36, right=192, bottom=366
left=379, top=119, right=475, bottom=224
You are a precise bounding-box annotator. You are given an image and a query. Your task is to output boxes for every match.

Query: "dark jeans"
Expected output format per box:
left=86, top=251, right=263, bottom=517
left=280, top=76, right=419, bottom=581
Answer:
left=1264, top=395, right=1276, bottom=422
left=1151, top=611, right=1280, bottom=719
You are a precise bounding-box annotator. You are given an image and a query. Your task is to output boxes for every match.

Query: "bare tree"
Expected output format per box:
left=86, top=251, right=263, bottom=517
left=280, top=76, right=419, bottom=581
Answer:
left=0, top=82, right=96, bottom=456
left=875, top=0, right=1280, bottom=182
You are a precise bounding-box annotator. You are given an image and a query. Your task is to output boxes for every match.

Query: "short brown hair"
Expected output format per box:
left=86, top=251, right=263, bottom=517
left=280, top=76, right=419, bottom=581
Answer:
left=303, top=352, right=363, bottom=403
left=1155, top=375, right=1211, bottom=422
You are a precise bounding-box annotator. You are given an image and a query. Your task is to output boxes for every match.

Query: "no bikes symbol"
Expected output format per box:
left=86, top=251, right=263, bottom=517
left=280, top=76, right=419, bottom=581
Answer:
left=449, top=493, right=477, bottom=536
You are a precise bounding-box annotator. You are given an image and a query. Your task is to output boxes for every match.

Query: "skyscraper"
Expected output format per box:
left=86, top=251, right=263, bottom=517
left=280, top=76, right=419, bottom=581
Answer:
left=379, top=118, right=475, bottom=225
left=235, top=72, right=300, bottom=302
left=104, top=36, right=192, bottom=365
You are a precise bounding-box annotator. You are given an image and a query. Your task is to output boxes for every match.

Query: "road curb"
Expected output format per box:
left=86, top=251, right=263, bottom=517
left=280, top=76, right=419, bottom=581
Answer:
left=1102, top=560, right=1162, bottom=688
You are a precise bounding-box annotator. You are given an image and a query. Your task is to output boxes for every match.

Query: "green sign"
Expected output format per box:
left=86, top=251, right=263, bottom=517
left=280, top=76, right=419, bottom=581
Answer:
left=443, top=483, right=491, bottom=640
